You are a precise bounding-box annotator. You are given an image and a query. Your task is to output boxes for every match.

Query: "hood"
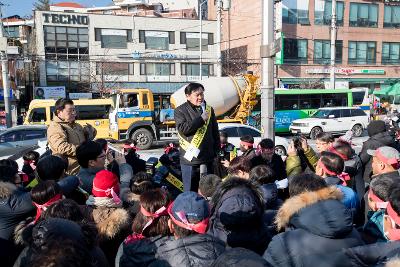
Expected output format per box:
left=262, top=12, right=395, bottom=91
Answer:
left=276, top=187, right=353, bottom=238
left=260, top=183, right=280, bottom=209
left=91, top=206, right=130, bottom=239
left=292, top=118, right=324, bottom=124
left=369, top=131, right=394, bottom=145
left=367, top=120, right=386, bottom=137
left=0, top=181, right=17, bottom=198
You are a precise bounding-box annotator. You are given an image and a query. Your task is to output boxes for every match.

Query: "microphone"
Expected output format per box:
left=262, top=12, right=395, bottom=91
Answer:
left=201, top=101, right=206, bottom=113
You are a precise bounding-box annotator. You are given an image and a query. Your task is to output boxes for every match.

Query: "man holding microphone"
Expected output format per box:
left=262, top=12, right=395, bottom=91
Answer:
left=174, top=83, right=220, bottom=192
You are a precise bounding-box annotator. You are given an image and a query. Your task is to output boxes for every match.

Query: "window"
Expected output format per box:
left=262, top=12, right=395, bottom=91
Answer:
left=30, top=108, right=46, bottom=123
left=314, top=40, right=343, bottom=64
left=341, top=109, right=351, bottom=117
left=181, top=32, right=212, bottom=51
left=329, top=110, right=341, bottom=118
left=348, top=41, right=376, bottom=64
left=24, top=130, right=46, bottom=140
left=382, top=42, right=400, bottom=65
left=283, top=39, right=308, bottom=64
left=275, top=95, right=300, bottom=110
left=299, top=94, right=322, bottom=109
left=181, top=63, right=214, bottom=76
left=351, top=109, right=366, bottom=116
left=384, top=5, right=400, bottom=28
left=139, top=30, right=173, bottom=50
left=96, top=28, right=132, bottom=49
left=322, top=93, right=348, bottom=107
left=221, top=127, right=239, bottom=137
left=76, top=105, right=111, bottom=120
left=282, top=0, right=310, bottom=24
left=44, top=26, right=88, bottom=60
left=0, top=131, right=23, bottom=143
left=352, top=92, right=365, bottom=105
left=238, top=127, right=260, bottom=138
left=349, top=3, right=378, bottom=27
left=96, top=62, right=134, bottom=75
left=315, top=0, right=344, bottom=26
left=4, top=26, right=19, bottom=38
left=140, top=63, right=175, bottom=76
left=46, top=61, right=90, bottom=83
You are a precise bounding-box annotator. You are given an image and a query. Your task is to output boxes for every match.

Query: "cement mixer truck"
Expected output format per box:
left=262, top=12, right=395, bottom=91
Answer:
left=108, top=73, right=259, bottom=149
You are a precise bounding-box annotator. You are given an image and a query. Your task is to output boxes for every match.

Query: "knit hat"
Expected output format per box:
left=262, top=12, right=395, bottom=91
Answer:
left=168, top=191, right=210, bottom=234
left=367, top=120, right=386, bottom=137
left=92, top=170, right=120, bottom=198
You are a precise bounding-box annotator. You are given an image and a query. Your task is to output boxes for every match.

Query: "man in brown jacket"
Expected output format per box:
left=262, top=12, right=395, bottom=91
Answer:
left=47, top=98, right=96, bottom=175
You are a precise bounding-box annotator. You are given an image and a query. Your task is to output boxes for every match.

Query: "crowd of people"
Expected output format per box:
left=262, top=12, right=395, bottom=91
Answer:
left=2, top=89, right=400, bottom=266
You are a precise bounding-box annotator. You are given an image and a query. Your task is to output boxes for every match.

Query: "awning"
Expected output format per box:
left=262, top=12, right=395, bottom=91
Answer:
left=373, top=86, right=392, bottom=96
left=373, top=83, right=400, bottom=96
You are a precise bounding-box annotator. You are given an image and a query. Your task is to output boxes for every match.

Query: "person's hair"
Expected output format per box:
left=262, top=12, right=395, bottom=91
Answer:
left=240, top=135, right=254, bottom=144
left=370, top=176, right=396, bottom=202
left=219, top=131, right=228, bottom=138
left=31, top=181, right=61, bottom=205
left=36, top=155, right=68, bottom=181
left=129, top=172, right=155, bottom=195
left=54, top=98, right=74, bottom=116
left=389, top=186, right=400, bottom=215
left=172, top=220, right=197, bottom=238
left=331, top=140, right=353, bottom=160
left=28, top=237, right=93, bottom=267
left=258, top=138, right=274, bottom=149
left=94, top=139, right=108, bottom=152
left=0, top=159, right=18, bottom=183
left=289, top=173, right=328, bottom=197
left=316, top=132, right=334, bottom=143
left=227, top=156, right=252, bottom=175
left=320, top=151, right=345, bottom=175
left=184, top=83, right=204, bottom=95
left=249, top=165, right=276, bottom=185
left=76, top=141, right=103, bottom=168
left=132, top=188, right=171, bottom=237
left=199, top=174, right=222, bottom=198
left=43, top=199, right=85, bottom=222
left=23, top=151, right=40, bottom=162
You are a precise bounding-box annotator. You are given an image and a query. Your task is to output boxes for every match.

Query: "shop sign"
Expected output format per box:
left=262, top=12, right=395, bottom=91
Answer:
left=306, top=68, right=385, bottom=75
left=43, top=13, right=89, bottom=25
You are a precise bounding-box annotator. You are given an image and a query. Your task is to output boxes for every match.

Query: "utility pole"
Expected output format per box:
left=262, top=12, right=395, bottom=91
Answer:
left=199, top=0, right=207, bottom=80
left=216, top=0, right=222, bottom=77
left=260, top=0, right=275, bottom=139
left=0, top=3, right=11, bottom=128
left=330, top=0, right=337, bottom=89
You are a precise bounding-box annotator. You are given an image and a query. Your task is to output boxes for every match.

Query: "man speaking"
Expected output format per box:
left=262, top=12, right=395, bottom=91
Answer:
left=174, top=83, right=220, bottom=192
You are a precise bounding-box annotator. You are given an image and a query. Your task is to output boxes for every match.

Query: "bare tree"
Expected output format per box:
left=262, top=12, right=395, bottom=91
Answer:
left=34, top=0, right=51, bottom=11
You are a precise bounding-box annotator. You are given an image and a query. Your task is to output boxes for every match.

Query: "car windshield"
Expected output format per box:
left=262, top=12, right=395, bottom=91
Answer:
left=312, top=109, right=332, bottom=118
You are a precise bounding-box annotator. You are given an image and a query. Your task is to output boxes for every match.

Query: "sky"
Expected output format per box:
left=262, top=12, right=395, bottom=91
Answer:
left=3, top=0, right=113, bottom=18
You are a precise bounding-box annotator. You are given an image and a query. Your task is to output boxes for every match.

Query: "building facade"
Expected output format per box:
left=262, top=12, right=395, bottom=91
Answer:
left=209, top=0, right=400, bottom=91
left=34, top=8, right=217, bottom=94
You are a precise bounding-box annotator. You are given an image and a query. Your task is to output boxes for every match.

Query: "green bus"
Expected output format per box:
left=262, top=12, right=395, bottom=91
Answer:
left=249, top=89, right=354, bottom=132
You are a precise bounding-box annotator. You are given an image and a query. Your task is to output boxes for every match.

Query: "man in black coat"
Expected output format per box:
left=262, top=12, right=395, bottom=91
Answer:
left=359, top=120, right=397, bottom=183
left=174, top=83, right=220, bottom=192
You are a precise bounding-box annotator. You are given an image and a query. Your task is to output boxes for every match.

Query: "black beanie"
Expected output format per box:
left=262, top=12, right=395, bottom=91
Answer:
left=367, top=120, right=386, bottom=137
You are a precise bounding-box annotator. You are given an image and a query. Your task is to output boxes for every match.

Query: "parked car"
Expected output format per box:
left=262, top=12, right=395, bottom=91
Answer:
left=218, top=123, right=289, bottom=156
left=0, top=125, right=47, bottom=158
left=289, top=107, right=369, bottom=140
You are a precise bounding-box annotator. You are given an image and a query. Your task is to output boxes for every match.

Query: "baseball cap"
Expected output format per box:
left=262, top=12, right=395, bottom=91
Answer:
left=367, top=146, right=400, bottom=168
left=168, top=191, right=210, bottom=234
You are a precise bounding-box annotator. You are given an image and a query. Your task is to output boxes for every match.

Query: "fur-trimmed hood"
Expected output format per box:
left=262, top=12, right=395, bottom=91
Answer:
left=90, top=206, right=130, bottom=239
left=275, top=186, right=353, bottom=238
left=0, top=181, right=17, bottom=198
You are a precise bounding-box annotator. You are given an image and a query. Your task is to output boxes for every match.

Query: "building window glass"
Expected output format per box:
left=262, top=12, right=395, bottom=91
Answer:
left=382, top=42, right=400, bottom=64
left=98, top=29, right=132, bottom=49
left=181, top=32, right=211, bottom=51
left=384, top=5, right=400, bottom=28
left=44, top=26, right=88, bottom=60
left=348, top=41, right=376, bottom=64
left=313, top=40, right=343, bottom=64
left=141, top=63, right=175, bottom=76
left=46, top=60, right=90, bottom=82
left=96, top=62, right=134, bottom=75
left=349, top=3, right=378, bottom=27
left=138, top=30, right=172, bottom=50
left=4, top=26, right=19, bottom=38
left=181, top=63, right=214, bottom=76
left=283, top=39, right=308, bottom=64
left=282, top=0, right=310, bottom=24
left=314, top=0, right=344, bottom=26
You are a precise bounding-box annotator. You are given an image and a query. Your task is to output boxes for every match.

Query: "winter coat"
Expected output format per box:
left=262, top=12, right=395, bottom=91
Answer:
left=156, top=234, right=225, bottom=267
left=77, top=167, right=103, bottom=194
left=47, top=115, right=87, bottom=175
left=324, top=176, right=359, bottom=218
left=359, top=131, right=397, bottom=183
left=359, top=209, right=387, bottom=244
left=242, top=148, right=257, bottom=160
left=0, top=182, right=35, bottom=241
left=263, top=186, right=364, bottom=267
left=86, top=197, right=131, bottom=266
left=213, top=142, right=236, bottom=178
left=174, top=101, right=220, bottom=166
left=251, top=154, right=287, bottom=181
left=286, top=146, right=319, bottom=177
left=261, top=183, right=283, bottom=234
left=211, top=247, right=272, bottom=267
left=208, top=181, right=271, bottom=255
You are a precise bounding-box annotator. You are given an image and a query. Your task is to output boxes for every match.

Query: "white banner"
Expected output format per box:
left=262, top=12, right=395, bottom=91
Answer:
left=186, top=33, right=208, bottom=39
left=101, top=29, right=127, bottom=36
left=34, top=86, right=66, bottom=99
left=69, top=93, right=92, bottom=99
left=145, top=31, right=168, bottom=38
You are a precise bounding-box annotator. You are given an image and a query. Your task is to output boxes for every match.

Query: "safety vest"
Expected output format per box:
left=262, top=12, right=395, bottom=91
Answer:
left=178, top=105, right=212, bottom=161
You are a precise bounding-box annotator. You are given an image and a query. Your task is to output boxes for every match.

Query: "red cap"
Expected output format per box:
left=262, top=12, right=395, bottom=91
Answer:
left=92, top=170, right=120, bottom=198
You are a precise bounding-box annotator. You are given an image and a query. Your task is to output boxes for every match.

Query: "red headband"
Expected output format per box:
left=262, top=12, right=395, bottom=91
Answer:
left=123, top=143, right=139, bottom=150
left=164, top=143, right=176, bottom=154
left=318, top=160, right=351, bottom=186
left=240, top=141, right=254, bottom=147
left=33, top=193, right=62, bottom=223
left=167, top=203, right=209, bottom=234
left=140, top=204, right=170, bottom=234
left=376, top=150, right=400, bottom=169
left=329, top=147, right=349, bottom=161
left=368, top=189, right=388, bottom=209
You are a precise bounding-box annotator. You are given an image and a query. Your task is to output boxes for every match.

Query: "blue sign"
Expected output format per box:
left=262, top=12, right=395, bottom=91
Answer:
left=0, top=89, right=13, bottom=101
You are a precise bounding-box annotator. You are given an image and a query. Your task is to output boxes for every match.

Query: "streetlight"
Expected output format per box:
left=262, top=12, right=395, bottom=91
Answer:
left=199, top=0, right=207, bottom=80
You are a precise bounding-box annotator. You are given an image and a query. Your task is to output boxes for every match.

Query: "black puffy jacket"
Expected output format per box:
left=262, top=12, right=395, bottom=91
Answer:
left=156, top=234, right=225, bottom=267
left=263, top=187, right=364, bottom=267
left=174, top=101, right=220, bottom=166
left=261, top=183, right=283, bottom=234
left=359, top=131, right=397, bottom=183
